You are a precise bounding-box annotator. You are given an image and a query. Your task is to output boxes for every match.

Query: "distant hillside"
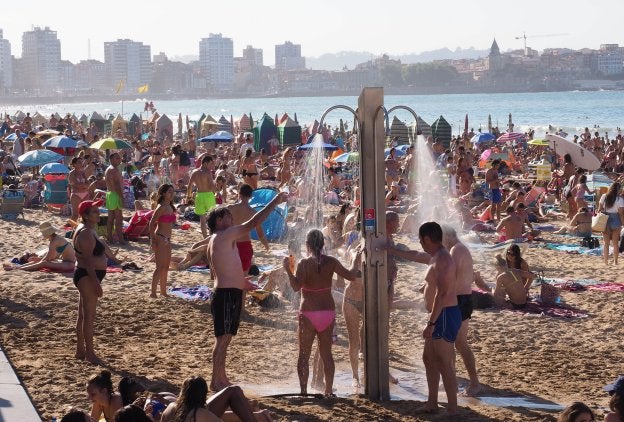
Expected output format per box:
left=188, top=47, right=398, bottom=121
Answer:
left=306, top=47, right=490, bottom=71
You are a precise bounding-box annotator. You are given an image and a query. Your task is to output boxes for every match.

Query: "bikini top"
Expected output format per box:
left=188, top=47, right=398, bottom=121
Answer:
left=158, top=213, right=176, bottom=223
left=56, top=241, right=70, bottom=254
left=74, top=227, right=105, bottom=257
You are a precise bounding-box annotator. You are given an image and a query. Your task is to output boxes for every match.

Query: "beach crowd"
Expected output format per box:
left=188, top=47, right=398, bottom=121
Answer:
left=1, top=111, right=623, bottom=421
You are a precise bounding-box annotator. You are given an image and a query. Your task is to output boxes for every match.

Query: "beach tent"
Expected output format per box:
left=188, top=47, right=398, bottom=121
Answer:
left=112, top=114, right=128, bottom=135
left=410, top=116, right=432, bottom=140
left=238, top=114, right=251, bottom=132
left=53, top=112, right=61, bottom=120
left=278, top=116, right=302, bottom=147
left=249, top=187, right=288, bottom=241
left=78, top=114, right=89, bottom=126
left=89, top=112, right=108, bottom=133
left=431, top=115, right=452, bottom=148
left=14, top=110, right=26, bottom=120
left=128, top=114, right=141, bottom=136
left=155, top=114, right=173, bottom=141
left=390, top=116, right=410, bottom=145
left=218, top=115, right=231, bottom=132
left=32, top=112, right=47, bottom=126
left=253, top=113, right=277, bottom=152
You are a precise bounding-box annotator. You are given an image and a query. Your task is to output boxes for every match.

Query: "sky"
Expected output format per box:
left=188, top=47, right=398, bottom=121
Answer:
left=2, top=0, right=623, bottom=65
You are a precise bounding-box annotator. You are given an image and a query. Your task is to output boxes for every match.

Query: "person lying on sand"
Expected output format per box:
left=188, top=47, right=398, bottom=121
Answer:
left=3, top=221, right=76, bottom=272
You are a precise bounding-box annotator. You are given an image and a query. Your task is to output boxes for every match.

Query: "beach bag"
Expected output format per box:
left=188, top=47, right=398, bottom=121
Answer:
left=591, top=213, right=608, bottom=232
left=537, top=271, right=560, bottom=304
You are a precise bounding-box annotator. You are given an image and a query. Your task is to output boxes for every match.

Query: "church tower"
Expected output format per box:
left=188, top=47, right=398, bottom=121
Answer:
left=488, top=38, right=502, bottom=71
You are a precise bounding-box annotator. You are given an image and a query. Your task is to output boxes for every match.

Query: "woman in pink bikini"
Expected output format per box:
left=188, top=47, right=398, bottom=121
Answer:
left=149, top=183, right=176, bottom=298
left=69, top=157, right=90, bottom=222
left=283, top=229, right=361, bottom=397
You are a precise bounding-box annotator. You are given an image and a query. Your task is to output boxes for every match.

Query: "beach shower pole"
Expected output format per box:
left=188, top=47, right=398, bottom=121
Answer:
left=358, top=87, right=390, bottom=400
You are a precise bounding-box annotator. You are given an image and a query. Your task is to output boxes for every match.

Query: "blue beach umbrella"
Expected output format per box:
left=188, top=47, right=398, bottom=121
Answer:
left=396, top=144, right=412, bottom=153
left=298, top=142, right=338, bottom=151
left=5, top=132, right=27, bottom=141
left=385, top=147, right=406, bottom=157
left=333, top=151, right=360, bottom=163
left=40, top=162, right=70, bottom=174
left=470, top=133, right=495, bottom=144
left=42, top=135, right=78, bottom=149
left=198, top=130, right=234, bottom=143
left=17, top=149, right=64, bottom=167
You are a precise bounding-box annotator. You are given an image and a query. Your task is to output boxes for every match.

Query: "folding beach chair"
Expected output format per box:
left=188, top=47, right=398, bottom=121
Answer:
left=43, top=174, right=69, bottom=209
left=0, top=189, right=25, bottom=219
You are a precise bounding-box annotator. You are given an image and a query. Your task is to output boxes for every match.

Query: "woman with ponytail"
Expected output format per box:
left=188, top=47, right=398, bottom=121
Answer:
left=283, top=229, right=362, bottom=397
left=87, top=370, right=123, bottom=422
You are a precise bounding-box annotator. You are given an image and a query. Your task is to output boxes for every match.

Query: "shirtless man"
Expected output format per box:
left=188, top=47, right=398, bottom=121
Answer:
left=441, top=226, right=489, bottom=397
left=205, top=192, right=287, bottom=391
left=104, top=153, right=126, bottom=244
left=226, top=184, right=270, bottom=275
left=496, top=206, right=524, bottom=241
left=188, top=155, right=217, bottom=238
left=485, top=159, right=502, bottom=221
left=69, top=157, right=90, bottom=222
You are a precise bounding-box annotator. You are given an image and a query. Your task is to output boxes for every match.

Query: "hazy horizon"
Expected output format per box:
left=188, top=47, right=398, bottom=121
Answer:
left=2, top=0, right=623, bottom=65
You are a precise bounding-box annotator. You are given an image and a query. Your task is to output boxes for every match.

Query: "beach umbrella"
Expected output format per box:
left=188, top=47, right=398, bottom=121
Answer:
left=178, top=113, right=183, bottom=136
left=294, top=113, right=298, bottom=123
left=42, top=135, right=78, bottom=149
left=230, top=115, right=234, bottom=135
left=76, top=140, right=89, bottom=148
left=471, top=133, right=495, bottom=144
left=332, top=151, right=360, bottom=163
left=249, top=113, right=254, bottom=130
left=90, top=137, right=133, bottom=150
left=141, top=133, right=150, bottom=140
left=385, top=147, right=406, bottom=157
left=497, top=132, right=525, bottom=143
left=198, top=131, right=234, bottom=143
left=396, top=144, right=412, bottom=153
left=488, top=114, right=492, bottom=133
left=464, top=114, right=468, bottom=138
left=5, top=132, right=27, bottom=141
left=480, top=149, right=492, bottom=161
left=527, top=139, right=549, bottom=146
left=185, top=115, right=190, bottom=132
left=36, top=129, right=60, bottom=137
left=17, top=149, right=63, bottom=167
left=297, top=142, right=338, bottom=151
left=546, top=133, right=601, bottom=171
left=40, top=162, right=70, bottom=174
left=275, top=113, right=279, bottom=126
left=508, top=113, right=513, bottom=131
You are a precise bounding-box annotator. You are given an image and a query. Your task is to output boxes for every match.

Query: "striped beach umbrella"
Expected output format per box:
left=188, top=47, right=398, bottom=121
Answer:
left=497, top=132, right=525, bottom=143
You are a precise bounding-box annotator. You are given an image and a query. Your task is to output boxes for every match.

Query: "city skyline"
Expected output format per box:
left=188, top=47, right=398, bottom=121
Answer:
left=2, top=0, right=624, bottom=65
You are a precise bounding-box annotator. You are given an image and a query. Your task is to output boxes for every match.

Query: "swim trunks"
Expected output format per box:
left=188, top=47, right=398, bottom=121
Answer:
left=106, top=191, right=123, bottom=211
left=211, top=288, right=243, bottom=337
left=236, top=240, right=253, bottom=273
left=457, top=294, right=473, bottom=321
left=73, top=267, right=106, bottom=287
left=491, top=188, right=502, bottom=204
left=431, top=305, right=461, bottom=343
left=194, top=191, right=216, bottom=215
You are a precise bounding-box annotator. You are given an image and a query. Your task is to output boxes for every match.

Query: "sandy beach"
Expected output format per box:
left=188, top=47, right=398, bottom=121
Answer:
left=0, top=204, right=623, bottom=422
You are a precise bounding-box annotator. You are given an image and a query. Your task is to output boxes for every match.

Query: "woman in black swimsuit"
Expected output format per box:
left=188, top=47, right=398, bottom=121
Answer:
left=72, top=199, right=108, bottom=364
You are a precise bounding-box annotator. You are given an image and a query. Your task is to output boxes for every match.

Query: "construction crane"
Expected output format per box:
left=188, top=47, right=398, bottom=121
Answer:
left=515, top=32, right=569, bottom=52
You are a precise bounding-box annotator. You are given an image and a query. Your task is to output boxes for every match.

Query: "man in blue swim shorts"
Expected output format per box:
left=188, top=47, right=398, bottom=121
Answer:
left=419, top=222, right=460, bottom=415
left=486, top=159, right=502, bottom=221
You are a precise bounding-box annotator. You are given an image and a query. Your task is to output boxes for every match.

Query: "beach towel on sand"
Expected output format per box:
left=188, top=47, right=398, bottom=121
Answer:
left=39, top=266, right=123, bottom=274
left=543, top=277, right=624, bottom=293
left=503, top=300, right=588, bottom=319
left=169, top=285, right=213, bottom=301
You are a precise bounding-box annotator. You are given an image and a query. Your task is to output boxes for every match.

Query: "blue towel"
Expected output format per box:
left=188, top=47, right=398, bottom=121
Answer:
left=169, top=285, right=213, bottom=301
left=185, top=265, right=211, bottom=274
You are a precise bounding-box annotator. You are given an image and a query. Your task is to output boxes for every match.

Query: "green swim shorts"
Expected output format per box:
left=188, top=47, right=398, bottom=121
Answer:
left=195, top=191, right=216, bottom=215
left=106, top=191, right=123, bottom=211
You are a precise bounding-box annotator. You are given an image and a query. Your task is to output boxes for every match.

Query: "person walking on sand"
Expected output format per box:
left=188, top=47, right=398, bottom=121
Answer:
left=105, top=153, right=126, bottom=245
left=187, top=155, right=217, bottom=238
left=227, top=184, right=270, bottom=273
left=485, top=159, right=502, bottom=221
left=205, top=192, right=287, bottom=391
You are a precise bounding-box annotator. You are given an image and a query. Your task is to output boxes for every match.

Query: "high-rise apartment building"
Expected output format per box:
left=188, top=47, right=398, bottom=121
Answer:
left=21, top=26, right=61, bottom=92
left=275, top=41, right=305, bottom=70
left=199, top=34, right=233, bottom=92
left=104, top=39, right=151, bottom=91
left=0, top=29, right=12, bottom=89
left=242, top=45, right=263, bottom=67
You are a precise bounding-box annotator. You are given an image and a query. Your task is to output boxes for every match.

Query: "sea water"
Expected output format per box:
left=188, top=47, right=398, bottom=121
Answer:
left=5, top=90, right=624, bottom=137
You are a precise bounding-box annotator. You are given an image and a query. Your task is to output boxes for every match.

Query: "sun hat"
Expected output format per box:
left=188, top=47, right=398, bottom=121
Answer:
left=39, top=221, right=56, bottom=238
left=78, top=199, right=104, bottom=215
left=604, top=375, right=624, bottom=395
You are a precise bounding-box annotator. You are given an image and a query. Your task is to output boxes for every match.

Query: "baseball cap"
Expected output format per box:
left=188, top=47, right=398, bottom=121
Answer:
left=604, top=375, right=624, bottom=395
left=78, top=199, right=104, bottom=215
